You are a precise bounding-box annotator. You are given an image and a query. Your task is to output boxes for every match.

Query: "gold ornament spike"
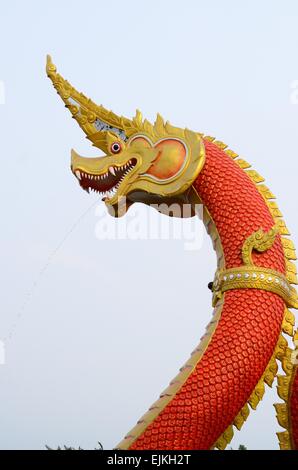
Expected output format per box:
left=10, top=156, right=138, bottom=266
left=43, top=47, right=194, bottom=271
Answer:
left=281, top=238, right=296, bottom=252
left=277, top=431, right=291, bottom=450
left=283, top=249, right=297, bottom=261
left=285, top=309, right=296, bottom=326
left=133, top=109, right=143, bottom=127
left=274, top=403, right=289, bottom=429
left=282, top=308, right=296, bottom=336
left=276, top=219, right=290, bottom=236
left=215, top=425, right=234, bottom=450
left=281, top=348, right=294, bottom=376
left=235, top=158, right=251, bottom=169
left=276, top=335, right=289, bottom=361
left=245, top=169, right=265, bottom=184
left=257, top=184, right=276, bottom=200
left=264, top=358, right=278, bottom=387
left=248, top=381, right=265, bottom=410
left=225, top=149, right=239, bottom=159
left=213, top=140, right=228, bottom=150
left=233, top=403, right=250, bottom=431
left=286, top=260, right=297, bottom=275
left=282, top=318, right=294, bottom=337
left=204, top=136, right=216, bottom=142
left=286, top=272, right=298, bottom=285
left=277, top=376, right=291, bottom=401
left=153, top=113, right=165, bottom=137
left=267, top=201, right=283, bottom=218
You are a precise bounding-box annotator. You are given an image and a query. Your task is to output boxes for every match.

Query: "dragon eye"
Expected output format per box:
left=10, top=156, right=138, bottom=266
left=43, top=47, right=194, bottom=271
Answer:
left=111, top=142, right=122, bottom=154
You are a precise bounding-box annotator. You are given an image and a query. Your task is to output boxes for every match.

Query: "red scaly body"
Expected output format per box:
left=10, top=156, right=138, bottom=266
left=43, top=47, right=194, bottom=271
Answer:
left=129, top=140, right=289, bottom=450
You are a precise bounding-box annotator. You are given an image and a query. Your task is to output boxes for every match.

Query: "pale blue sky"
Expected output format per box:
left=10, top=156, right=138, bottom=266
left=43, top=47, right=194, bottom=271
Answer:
left=0, top=0, right=298, bottom=450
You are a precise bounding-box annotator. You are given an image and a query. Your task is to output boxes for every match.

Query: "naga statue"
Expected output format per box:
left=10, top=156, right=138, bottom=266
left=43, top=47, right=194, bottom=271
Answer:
left=47, top=56, right=298, bottom=450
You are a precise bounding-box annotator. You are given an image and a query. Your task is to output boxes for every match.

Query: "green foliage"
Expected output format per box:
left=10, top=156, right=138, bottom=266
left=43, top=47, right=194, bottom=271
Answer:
left=229, top=444, right=248, bottom=450
left=45, top=442, right=103, bottom=450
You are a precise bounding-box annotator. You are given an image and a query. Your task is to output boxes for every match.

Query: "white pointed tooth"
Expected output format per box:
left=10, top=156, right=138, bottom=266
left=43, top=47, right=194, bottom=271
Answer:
left=75, top=170, right=81, bottom=180
left=109, top=166, right=116, bottom=176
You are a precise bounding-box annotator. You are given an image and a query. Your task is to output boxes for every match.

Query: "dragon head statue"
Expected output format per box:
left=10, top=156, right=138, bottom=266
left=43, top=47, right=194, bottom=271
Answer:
left=46, top=56, right=205, bottom=217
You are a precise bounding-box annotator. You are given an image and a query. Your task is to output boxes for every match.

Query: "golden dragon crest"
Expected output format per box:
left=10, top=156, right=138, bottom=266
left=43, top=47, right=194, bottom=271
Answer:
left=47, top=56, right=298, bottom=450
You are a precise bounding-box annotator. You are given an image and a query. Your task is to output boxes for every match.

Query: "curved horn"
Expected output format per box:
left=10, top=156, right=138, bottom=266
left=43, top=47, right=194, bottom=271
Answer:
left=46, top=55, right=138, bottom=152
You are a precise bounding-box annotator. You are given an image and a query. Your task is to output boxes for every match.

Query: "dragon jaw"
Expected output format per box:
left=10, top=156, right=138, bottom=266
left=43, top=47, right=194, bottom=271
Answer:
left=71, top=151, right=138, bottom=200
left=47, top=56, right=206, bottom=216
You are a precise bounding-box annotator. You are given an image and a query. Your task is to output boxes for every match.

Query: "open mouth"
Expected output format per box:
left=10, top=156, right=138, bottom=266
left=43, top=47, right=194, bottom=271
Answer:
left=73, top=158, right=137, bottom=199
